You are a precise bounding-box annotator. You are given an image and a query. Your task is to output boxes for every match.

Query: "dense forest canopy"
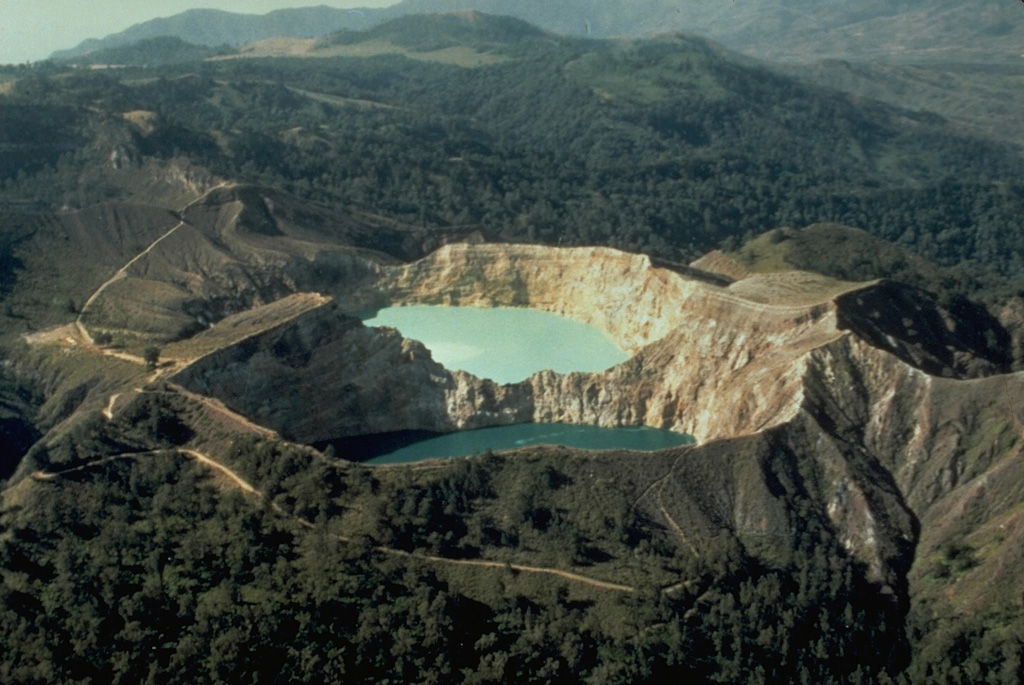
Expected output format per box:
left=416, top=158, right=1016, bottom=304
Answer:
left=4, top=22, right=1024, bottom=301
left=3, top=12, right=1024, bottom=683
left=0, top=411, right=909, bottom=684
left=47, top=0, right=1024, bottom=65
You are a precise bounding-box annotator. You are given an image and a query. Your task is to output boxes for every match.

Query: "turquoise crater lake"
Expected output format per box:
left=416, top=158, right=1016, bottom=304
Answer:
left=349, top=305, right=694, bottom=465
left=359, top=305, right=630, bottom=384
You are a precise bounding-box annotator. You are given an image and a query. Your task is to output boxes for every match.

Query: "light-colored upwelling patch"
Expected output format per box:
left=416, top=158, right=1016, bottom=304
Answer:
left=419, top=341, right=485, bottom=365
left=361, top=304, right=629, bottom=385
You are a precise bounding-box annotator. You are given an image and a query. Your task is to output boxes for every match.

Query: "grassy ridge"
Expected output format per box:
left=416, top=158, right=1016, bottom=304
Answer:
left=6, top=23, right=1024, bottom=290
left=0, top=407, right=906, bottom=682
left=2, top=13, right=1024, bottom=682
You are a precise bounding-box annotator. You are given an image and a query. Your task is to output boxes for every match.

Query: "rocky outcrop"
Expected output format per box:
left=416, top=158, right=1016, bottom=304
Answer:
left=835, top=281, right=1010, bottom=378
left=793, top=332, right=1024, bottom=599
left=348, top=243, right=696, bottom=353
left=170, top=241, right=1024, bottom=593
left=340, top=243, right=853, bottom=441
left=178, top=243, right=856, bottom=444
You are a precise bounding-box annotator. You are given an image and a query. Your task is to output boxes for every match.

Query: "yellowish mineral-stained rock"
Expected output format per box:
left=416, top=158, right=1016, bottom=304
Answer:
left=170, top=242, right=1023, bottom=593
left=343, top=243, right=862, bottom=442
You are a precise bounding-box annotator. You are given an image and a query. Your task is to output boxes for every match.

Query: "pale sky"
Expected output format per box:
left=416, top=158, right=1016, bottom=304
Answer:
left=0, top=1, right=399, bottom=64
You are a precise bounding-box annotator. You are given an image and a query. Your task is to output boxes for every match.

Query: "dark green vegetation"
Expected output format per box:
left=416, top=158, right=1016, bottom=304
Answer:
left=318, top=12, right=547, bottom=53
left=786, top=60, right=1024, bottom=149
left=3, top=12, right=1024, bottom=683
left=0, top=369, right=42, bottom=480
left=61, top=37, right=236, bottom=68
left=5, top=18, right=1024, bottom=299
left=1, top=408, right=906, bottom=684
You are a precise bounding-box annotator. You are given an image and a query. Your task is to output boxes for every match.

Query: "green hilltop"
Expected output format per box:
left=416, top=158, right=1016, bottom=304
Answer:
left=49, top=0, right=1024, bottom=65
left=2, top=12, right=1024, bottom=683
left=318, top=11, right=548, bottom=52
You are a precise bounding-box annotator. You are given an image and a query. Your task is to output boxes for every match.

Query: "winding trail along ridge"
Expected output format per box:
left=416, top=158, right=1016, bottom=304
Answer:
left=76, top=220, right=182, bottom=333
left=31, top=448, right=643, bottom=594
left=76, top=182, right=233, bottom=344
left=181, top=449, right=258, bottom=494
left=32, top=452, right=160, bottom=481
left=145, top=384, right=280, bottom=439
left=386, top=550, right=635, bottom=593
left=102, top=393, right=122, bottom=421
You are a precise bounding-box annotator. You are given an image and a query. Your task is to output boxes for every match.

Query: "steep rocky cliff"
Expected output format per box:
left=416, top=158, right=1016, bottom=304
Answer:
left=18, top=220, right=1024, bottom=652
left=172, top=241, right=1023, bottom=589
left=177, top=243, right=860, bottom=443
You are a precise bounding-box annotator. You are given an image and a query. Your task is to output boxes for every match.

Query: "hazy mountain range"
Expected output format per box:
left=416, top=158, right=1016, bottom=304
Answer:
left=5, top=9, right=1024, bottom=679
left=52, top=0, right=1024, bottom=64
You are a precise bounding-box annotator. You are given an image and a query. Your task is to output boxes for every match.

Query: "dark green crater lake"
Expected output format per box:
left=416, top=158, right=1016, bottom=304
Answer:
left=360, top=423, right=695, bottom=465
left=346, top=305, right=693, bottom=464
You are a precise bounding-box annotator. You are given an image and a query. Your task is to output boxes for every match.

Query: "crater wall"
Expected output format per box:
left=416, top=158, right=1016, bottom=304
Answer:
left=172, top=242, right=1024, bottom=588
left=179, top=243, right=851, bottom=443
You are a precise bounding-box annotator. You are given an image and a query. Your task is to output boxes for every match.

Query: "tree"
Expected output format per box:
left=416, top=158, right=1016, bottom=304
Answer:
left=143, top=346, right=161, bottom=369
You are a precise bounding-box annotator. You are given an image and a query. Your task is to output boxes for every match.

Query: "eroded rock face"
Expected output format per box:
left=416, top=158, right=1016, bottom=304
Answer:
left=178, top=243, right=855, bottom=443
left=171, top=242, right=1024, bottom=592
left=349, top=244, right=698, bottom=353
left=339, top=243, right=851, bottom=441
left=793, top=333, right=1024, bottom=596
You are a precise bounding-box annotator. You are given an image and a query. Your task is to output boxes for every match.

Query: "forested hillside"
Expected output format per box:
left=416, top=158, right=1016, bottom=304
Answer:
left=1, top=419, right=906, bottom=683
left=8, top=17, right=1024, bottom=300
left=51, top=0, right=1024, bottom=64
left=3, top=13, right=1024, bottom=683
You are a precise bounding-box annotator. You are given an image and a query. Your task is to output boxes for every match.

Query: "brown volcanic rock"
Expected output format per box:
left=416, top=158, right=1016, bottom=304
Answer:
left=177, top=243, right=855, bottom=443
left=348, top=243, right=855, bottom=441
left=796, top=332, right=1024, bottom=604
left=169, top=241, right=1024, bottom=598
left=171, top=302, right=521, bottom=442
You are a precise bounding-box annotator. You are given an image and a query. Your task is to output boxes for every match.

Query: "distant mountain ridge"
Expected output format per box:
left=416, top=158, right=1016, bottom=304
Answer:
left=50, top=6, right=381, bottom=60
left=59, top=36, right=233, bottom=68
left=317, top=11, right=546, bottom=53
left=50, top=0, right=1024, bottom=64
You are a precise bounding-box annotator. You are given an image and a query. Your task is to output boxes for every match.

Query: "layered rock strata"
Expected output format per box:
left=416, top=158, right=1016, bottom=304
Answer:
left=179, top=243, right=860, bottom=443
left=172, top=242, right=1024, bottom=592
